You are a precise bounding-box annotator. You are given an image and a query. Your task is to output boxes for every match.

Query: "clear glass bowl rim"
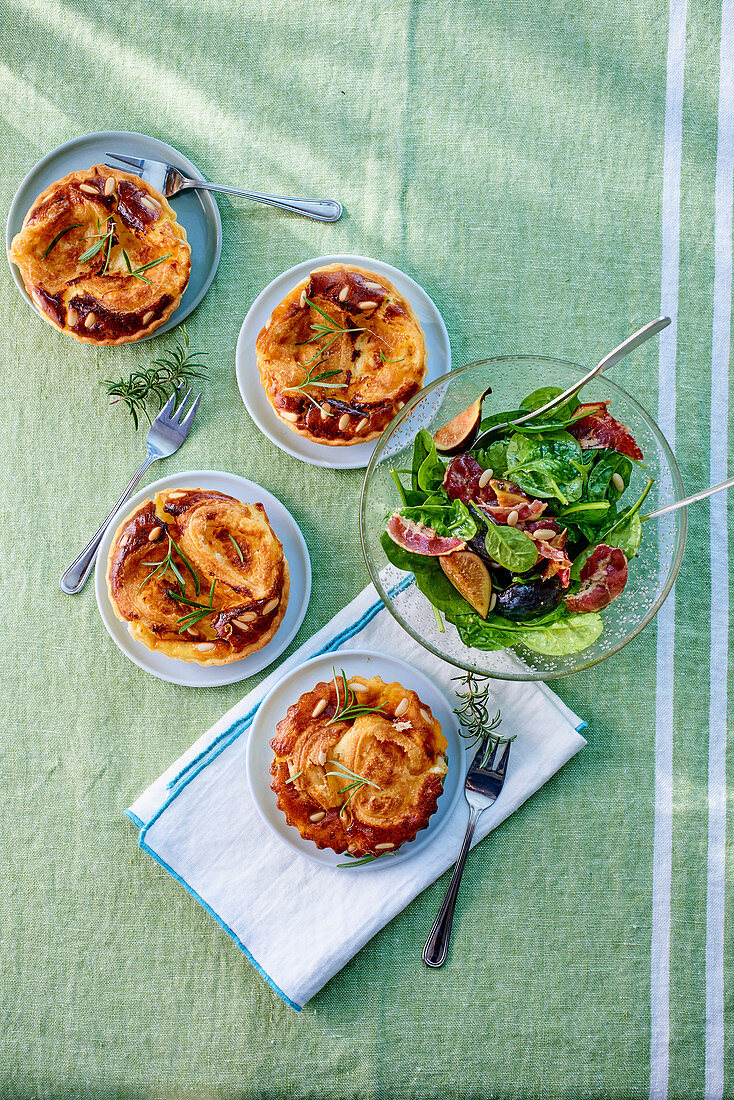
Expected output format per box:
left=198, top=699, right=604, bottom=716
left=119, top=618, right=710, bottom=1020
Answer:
left=359, top=355, right=687, bottom=681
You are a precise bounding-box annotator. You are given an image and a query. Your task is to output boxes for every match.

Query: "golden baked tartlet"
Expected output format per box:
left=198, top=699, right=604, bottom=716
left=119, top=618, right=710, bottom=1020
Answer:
left=270, top=672, right=448, bottom=858
left=107, top=488, right=289, bottom=665
left=255, top=264, right=427, bottom=446
left=8, top=165, right=190, bottom=344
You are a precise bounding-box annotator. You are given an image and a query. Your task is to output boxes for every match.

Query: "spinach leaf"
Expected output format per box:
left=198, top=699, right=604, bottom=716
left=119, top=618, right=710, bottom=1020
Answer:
left=599, top=476, right=653, bottom=559
left=479, top=408, right=526, bottom=433
left=520, top=385, right=581, bottom=421
left=414, top=430, right=446, bottom=492
left=504, top=431, right=586, bottom=504
left=484, top=522, right=539, bottom=572
left=453, top=608, right=603, bottom=656
left=586, top=451, right=633, bottom=504
left=454, top=615, right=523, bottom=651
left=415, top=568, right=476, bottom=619
left=474, top=439, right=511, bottom=478
left=411, top=430, right=432, bottom=491
left=569, top=478, right=653, bottom=579
left=400, top=500, right=478, bottom=540
left=390, top=469, right=430, bottom=508
left=517, top=612, right=604, bottom=655
left=558, top=500, right=612, bottom=523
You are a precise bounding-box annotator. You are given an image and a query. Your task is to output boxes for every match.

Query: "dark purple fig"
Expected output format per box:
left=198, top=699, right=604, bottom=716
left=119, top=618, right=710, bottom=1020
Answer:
left=433, top=387, right=492, bottom=455
left=494, top=577, right=563, bottom=621
left=439, top=550, right=493, bottom=618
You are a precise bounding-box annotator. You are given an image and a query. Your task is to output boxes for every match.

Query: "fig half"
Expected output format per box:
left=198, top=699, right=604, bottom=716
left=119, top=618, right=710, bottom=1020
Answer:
left=439, top=550, right=492, bottom=618
left=433, top=387, right=492, bottom=455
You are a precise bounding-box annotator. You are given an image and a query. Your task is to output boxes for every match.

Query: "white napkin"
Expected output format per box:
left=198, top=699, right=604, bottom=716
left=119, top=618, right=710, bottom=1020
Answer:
left=128, top=570, right=586, bottom=1010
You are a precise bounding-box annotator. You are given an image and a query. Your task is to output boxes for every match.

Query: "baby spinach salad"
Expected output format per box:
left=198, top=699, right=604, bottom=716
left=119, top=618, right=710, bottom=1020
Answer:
left=382, top=386, right=653, bottom=657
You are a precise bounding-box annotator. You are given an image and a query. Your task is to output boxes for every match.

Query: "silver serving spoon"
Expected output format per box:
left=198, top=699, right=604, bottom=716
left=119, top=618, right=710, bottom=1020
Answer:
left=476, top=316, right=671, bottom=445
left=644, top=475, right=734, bottom=519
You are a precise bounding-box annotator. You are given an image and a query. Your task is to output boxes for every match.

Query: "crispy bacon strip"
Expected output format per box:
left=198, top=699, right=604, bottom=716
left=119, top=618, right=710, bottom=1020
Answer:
left=567, top=402, right=643, bottom=460
left=443, top=456, right=547, bottom=523
left=523, top=520, right=572, bottom=588
left=565, top=544, right=628, bottom=613
left=387, top=514, right=465, bottom=557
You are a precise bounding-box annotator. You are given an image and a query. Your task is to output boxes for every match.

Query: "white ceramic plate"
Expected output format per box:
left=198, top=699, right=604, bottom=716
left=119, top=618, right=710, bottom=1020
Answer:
left=6, top=130, right=222, bottom=340
left=235, top=254, right=451, bottom=469
left=246, top=650, right=463, bottom=869
left=94, top=470, right=311, bottom=687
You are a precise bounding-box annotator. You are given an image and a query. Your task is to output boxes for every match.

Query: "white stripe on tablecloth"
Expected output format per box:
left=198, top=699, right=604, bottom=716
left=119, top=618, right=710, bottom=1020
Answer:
left=650, top=1, right=686, bottom=1096
left=706, top=1, right=733, bottom=1094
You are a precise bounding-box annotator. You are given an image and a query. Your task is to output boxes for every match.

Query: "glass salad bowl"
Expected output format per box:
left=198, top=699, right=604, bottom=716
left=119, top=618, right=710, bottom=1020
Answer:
left=359, top=357, right=686, bottom=681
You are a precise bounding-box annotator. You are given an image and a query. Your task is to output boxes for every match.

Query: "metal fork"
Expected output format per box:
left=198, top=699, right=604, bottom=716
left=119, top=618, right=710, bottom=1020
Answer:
left=59, top=388, right=201, bottom=594
left=422, top=734, right=512, bottom=968
left=106, top=152, right=342, bottom=223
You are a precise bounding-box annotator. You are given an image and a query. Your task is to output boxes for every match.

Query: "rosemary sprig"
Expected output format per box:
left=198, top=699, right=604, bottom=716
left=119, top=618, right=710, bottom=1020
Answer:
left=42, top=223, right=82, bottom=259
left=327, top=668, right=388, bottom=725
left=103, top=325, right=207, bottom=429
left=122, top=248, right=171, bottom=284
left=336, top=854, right=380, bottom=867
left=325, top=759, right=382, bottom=821
left=228, top=534, right=244, bottom=562
left=137, top=535, right=201, bottom=596
left=168, top=578, right=217, bottom=633
left=296, top=295, right=363, bottom=367
left=379, top=349, right=405, bottom=364
left=282, top=362, right=347, bottom=410
left=79, top=218, right=115, bottom=264
left=452, top=673, right=513, bottom=764
left=285, top=770, right=303, bottom=785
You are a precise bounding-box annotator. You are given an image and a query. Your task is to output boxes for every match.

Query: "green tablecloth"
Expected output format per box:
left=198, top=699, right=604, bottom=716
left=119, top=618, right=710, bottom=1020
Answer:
left=1, top=0, right=731, bottom=1096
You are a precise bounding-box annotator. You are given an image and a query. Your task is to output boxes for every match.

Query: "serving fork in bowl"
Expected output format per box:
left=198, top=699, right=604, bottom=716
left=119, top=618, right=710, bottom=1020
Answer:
left=106, top=152, right=343, bottom=223
left=422, top=731, right=512, bottom=968
left=59, top=386, right=201, bottom=595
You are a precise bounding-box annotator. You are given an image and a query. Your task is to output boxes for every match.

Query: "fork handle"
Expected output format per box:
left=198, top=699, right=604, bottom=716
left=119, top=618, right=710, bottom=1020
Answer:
left=59, top=454, right=156, bottom=595
left=422, top=805, right=482, bottom=968
left=181, top=180, right=342, bottom=223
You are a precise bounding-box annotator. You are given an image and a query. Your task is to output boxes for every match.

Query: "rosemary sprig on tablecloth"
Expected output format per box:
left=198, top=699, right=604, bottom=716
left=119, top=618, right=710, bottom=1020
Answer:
left=452, top=673, right=513, bottom=765
left=103, top=325, right=207, bottom=429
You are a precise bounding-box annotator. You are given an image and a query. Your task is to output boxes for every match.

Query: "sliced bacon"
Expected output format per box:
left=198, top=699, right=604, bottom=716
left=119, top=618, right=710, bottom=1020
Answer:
left=443, top=453, right=495, bottom=505
left=565, top=544, right=628, bottom=613
left=485, top=481, right=546, bottom=524
left=443, top=455, right=547, bottom=523
left=567, top=402, right=643, bottom=460
left=522, top=520, right=572, bottom=588
left=386, top=514, right=465, bottom=557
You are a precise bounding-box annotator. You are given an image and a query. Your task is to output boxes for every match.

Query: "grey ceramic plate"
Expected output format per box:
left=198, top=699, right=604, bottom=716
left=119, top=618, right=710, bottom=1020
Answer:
left=6, top=130, right=222, bottom=340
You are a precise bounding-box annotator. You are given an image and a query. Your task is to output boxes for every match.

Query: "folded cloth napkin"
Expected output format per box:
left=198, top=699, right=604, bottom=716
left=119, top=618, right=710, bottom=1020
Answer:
left=128, top=569, right=586, bottom=1010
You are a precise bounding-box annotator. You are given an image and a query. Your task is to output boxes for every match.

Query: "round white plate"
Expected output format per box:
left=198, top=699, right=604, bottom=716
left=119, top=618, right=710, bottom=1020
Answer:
left=94, top=470, right=311, bottom=687
left=6, top=131, right=222, bottom=340
left=246, top=649, right=463, bottom=869
left=235, top=254, right=451, bottom=469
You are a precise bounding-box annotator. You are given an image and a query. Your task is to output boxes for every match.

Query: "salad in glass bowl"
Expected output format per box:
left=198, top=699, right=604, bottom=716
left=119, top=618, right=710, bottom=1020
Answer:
left=360, top=358, right=686, bottom=681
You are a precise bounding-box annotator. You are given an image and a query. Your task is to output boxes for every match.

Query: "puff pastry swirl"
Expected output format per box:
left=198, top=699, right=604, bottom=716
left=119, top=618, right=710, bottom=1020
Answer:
left=270, top=674, right=448, bottom=857
left=8, top=165, right=190, bottom=344
left=256, top=264, right=427, bottom=445
left=107, top=488, right=289, bottom=665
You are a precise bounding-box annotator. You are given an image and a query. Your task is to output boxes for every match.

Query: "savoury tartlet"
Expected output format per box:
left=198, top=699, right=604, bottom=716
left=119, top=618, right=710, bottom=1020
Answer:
left=8, top=165, right=191, bottom=344
left=270, top=673, right=448, bottom=858
left=107, top=488, right=289, bottom=665
left=255, top=264, right=427, bottom=446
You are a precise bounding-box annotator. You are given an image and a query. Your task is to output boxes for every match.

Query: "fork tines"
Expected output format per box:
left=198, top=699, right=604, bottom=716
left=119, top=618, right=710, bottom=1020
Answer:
left=471, top=735, right=510, bottom=776
left=105, top=152, right=144, bottom=171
